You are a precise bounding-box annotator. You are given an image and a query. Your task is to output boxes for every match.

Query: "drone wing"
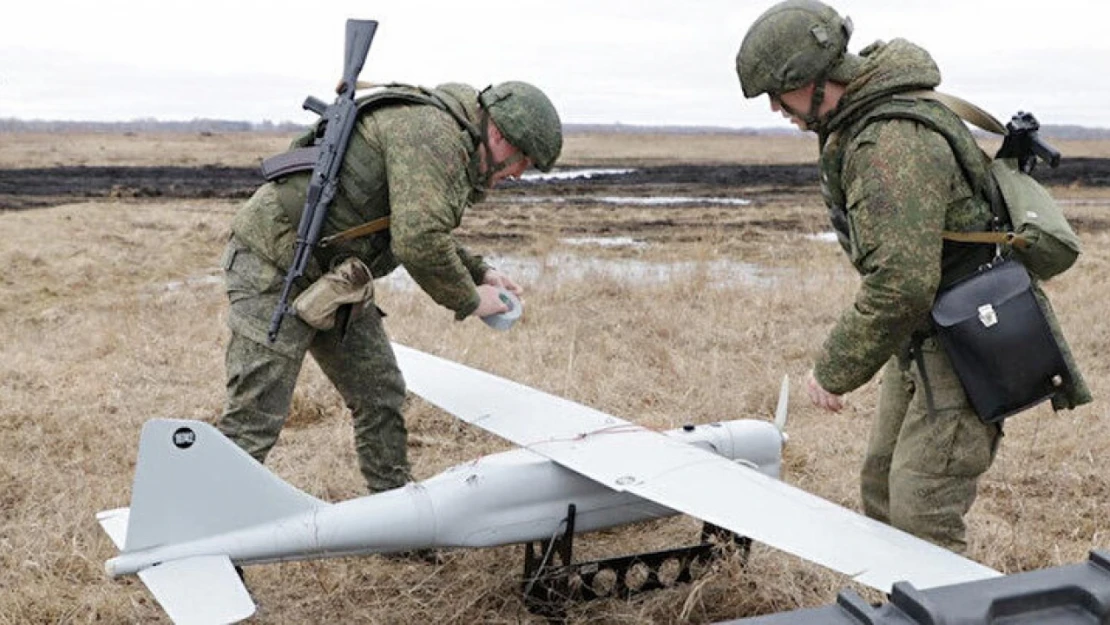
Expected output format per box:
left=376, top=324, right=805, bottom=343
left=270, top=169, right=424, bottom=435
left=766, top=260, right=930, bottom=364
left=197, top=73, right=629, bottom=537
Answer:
left=393, top=343, right=1000, bottom=592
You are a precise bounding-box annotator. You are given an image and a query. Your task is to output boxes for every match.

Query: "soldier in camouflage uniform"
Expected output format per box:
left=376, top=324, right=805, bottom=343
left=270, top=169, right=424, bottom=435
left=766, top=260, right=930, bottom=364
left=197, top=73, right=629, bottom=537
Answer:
left=736, top=0, right=1089, bottom=551
left=219, top=81, right=562, bottom=493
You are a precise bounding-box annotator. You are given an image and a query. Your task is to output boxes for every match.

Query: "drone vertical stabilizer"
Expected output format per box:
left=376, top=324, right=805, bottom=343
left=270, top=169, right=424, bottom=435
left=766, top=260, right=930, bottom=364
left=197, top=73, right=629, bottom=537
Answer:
left=97, top=419, right=325, bottom=624
left=117, top=419, right=324, bottom=552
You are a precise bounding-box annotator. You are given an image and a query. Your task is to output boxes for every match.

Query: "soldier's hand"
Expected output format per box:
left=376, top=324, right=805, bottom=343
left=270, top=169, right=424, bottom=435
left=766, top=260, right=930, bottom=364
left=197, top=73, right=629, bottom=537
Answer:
left=474, top=284, right=511, bottom=318
left=482, top=268, right=523, bottom=297
left=806, top=369, right=844, bottom=412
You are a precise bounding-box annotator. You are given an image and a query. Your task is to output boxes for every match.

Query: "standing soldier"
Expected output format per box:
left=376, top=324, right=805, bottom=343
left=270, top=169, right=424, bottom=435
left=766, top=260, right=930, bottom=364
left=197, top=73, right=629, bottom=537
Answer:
left=219, top=81, right=562, bottom=494
left=734, top=0, right=1088, bottom=551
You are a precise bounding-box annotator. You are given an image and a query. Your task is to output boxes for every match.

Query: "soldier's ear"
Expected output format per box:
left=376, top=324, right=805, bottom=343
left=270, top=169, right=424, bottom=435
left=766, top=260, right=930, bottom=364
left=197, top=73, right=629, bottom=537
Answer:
left=486, top=119, right=510, bottom=149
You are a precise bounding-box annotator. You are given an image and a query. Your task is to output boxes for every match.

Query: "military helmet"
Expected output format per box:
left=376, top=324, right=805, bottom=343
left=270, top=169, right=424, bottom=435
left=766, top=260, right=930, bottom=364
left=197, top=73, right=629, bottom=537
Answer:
left=736, top=0, right=853, bottom=99
left=480, top=81, right=563, bottom=172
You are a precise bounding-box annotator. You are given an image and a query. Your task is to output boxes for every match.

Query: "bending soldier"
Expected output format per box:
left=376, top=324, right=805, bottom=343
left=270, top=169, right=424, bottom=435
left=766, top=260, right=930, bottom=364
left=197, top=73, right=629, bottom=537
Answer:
left=219, top=81, right=562, bottom=493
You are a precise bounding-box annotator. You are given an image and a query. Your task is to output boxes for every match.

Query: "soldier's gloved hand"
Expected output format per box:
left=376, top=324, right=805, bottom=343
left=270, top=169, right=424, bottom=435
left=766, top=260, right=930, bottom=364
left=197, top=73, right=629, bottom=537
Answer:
left=473, top=284, right=511, bottom=318
left=806, top=369, right=844, bottom=413
left=482, top=268, right=523, bottom=297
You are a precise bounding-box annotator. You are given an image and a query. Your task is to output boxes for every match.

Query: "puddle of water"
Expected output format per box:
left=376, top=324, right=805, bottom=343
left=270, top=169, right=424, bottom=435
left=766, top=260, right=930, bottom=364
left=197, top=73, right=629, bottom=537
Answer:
left=560, top=236, right=648, bottom=249
left=1058, top=199, right=1110, bottom=206
left=520, top=168, right=634, bottom=182
left=505, top=195, right=752, bottom=206
left=595, top=196, right=751, bottom=206
left=510, top=167, right=753, bottom=206
left=805, top=231, right=839, bottom=243
left=380, top=253, right=782, bottom=292
left=158, top=274, right=223, bottom=291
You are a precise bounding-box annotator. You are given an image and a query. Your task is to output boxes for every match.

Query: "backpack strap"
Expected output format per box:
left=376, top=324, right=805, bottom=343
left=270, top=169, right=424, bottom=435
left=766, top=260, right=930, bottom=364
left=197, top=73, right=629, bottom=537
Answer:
left=856, top=92, right=1029, bottom=248
left=900, top=90, right=1007, bottom=135
left=896, top=91, right=1035, bottom=248
left=318, top=215, right=391, bottom=248
left=940, top=229, right=1029, bottom=249
left=259, top=85, right=482, bottom=247
left=259, top=85, right=479, bottom=182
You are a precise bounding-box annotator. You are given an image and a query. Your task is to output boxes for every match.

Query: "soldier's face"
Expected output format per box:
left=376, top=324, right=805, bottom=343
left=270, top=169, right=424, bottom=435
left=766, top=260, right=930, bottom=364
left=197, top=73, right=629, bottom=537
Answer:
left=488, top=150, right=532, bottom=187
left=484, top=123, right=534, bottom=187
left=770, top=84, right=815, bottom=130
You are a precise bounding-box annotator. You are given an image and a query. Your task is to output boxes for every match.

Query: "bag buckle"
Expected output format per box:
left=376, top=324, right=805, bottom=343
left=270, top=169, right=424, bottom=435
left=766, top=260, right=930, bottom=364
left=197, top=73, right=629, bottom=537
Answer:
left=978, top=304, right=998, bottom=328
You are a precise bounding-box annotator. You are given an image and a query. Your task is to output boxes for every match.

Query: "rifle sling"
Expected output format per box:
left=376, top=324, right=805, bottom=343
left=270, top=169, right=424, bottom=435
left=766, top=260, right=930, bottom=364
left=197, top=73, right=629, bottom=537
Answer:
left=319, top=216, right=391, bottom=247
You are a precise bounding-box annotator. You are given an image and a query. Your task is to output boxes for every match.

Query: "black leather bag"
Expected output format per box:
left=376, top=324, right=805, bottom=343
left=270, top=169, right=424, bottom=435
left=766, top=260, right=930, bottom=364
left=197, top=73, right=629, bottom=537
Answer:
left=931, top=259, right=1069, bottom=422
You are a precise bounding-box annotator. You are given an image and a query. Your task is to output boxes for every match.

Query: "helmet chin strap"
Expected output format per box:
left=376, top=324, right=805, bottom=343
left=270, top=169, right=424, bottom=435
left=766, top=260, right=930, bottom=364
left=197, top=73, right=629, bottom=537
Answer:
left=475, top=110, right=526, bottom=186
left=777, top=75, right=828, bottom=132
left=471, top=111, right=495, bottom=188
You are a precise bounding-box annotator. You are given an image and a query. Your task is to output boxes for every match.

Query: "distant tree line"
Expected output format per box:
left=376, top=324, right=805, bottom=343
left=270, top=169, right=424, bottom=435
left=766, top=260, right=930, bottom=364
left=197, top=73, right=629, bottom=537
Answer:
left=0, top=118, right=1106, bottom=139
left=1032, top=125, right=1110, bottom=140
left=0, top=118, right=308, bottom=134
left=0, top=119, right=807, bottom=136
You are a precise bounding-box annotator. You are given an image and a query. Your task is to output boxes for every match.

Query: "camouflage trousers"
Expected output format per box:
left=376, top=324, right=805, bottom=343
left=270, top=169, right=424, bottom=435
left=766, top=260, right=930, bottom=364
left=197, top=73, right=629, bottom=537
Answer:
left=217, top=237, right=411, bottom=493
left=860, top=337, right=1002, bottom=553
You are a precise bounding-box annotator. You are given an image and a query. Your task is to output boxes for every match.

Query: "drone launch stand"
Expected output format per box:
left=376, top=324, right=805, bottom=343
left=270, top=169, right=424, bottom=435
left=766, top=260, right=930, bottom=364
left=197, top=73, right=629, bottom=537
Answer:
left=521, top=504, right=751, bottom=619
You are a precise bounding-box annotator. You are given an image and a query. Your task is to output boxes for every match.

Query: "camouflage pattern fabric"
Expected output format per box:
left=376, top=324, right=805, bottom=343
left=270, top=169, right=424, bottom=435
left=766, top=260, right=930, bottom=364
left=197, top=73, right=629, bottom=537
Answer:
left=812, top=39, right=992, bottom=393
left=861, top=343, right=1000, bottom=552
left=219, top=238, right=410, bottom=492
left=815, top=39, right=1090, bottom=408
left=219, top=83, right=502, bottom=492
left=231, top=82, right=491, bottom=322
left=810, top=38, right=1001, bottom=549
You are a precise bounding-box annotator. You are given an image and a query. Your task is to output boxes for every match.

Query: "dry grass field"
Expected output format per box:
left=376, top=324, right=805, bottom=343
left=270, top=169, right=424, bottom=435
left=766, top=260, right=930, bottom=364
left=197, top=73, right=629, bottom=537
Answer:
left=0, top=131, right=1107, bottom=624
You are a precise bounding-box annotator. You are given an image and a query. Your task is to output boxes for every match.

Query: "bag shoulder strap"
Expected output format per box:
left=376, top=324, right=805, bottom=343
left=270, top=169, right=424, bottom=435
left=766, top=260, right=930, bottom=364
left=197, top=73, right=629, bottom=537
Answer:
left=902, top=91, right=1036, bottom=248
left=866, top=91, right=1030, bottom=248
left=319, top=215, right=391, bottom=248
left=900, top=90, right=1007, bottom=135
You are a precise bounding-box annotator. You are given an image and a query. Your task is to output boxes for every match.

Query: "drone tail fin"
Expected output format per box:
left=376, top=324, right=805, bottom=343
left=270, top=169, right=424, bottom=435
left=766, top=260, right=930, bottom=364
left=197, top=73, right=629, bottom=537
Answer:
left=97, top=419, right=325, bottom=624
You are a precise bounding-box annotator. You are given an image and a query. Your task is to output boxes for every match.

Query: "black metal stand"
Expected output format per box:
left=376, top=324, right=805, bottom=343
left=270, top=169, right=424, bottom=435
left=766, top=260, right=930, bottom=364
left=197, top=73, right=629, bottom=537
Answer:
left=521, top=504, right=751, bottom=621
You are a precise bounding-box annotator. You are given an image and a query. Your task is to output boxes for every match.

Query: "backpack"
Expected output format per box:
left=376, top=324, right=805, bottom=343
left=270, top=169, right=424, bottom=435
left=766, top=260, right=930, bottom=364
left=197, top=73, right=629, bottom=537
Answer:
left=906, top=91, right=1081, bottom=280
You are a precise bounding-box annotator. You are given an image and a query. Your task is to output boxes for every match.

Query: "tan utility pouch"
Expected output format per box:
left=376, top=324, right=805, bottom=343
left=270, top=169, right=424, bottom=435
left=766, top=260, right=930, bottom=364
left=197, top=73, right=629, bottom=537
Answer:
left=292, top=257, right=374, bottom=330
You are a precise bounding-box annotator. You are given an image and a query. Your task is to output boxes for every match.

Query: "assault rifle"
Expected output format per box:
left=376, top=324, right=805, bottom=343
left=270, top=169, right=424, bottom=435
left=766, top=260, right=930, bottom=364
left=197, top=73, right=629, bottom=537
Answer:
left=996, top=110, right=1061, bottom=175
left=267, top=19, right=378, bottom=343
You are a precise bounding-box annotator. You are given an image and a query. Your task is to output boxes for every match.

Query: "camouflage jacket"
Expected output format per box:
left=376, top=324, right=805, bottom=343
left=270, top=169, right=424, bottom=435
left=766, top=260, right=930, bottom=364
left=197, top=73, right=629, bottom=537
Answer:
left=813, top=39, right=999, bottom=394
left=813, top=39, right=1091, bottom=409
left=232, top=83, right=491, bottom=319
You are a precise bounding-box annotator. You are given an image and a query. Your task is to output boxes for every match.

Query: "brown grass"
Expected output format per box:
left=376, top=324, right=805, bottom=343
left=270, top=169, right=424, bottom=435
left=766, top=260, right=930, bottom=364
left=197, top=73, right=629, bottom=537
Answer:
left=1, top=132, right=1107, bottom=624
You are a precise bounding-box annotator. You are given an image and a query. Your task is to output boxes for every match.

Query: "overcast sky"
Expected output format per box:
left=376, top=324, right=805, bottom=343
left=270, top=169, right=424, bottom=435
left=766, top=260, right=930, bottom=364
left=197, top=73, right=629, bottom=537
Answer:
left=2, top=1, right=1107, bottom=129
